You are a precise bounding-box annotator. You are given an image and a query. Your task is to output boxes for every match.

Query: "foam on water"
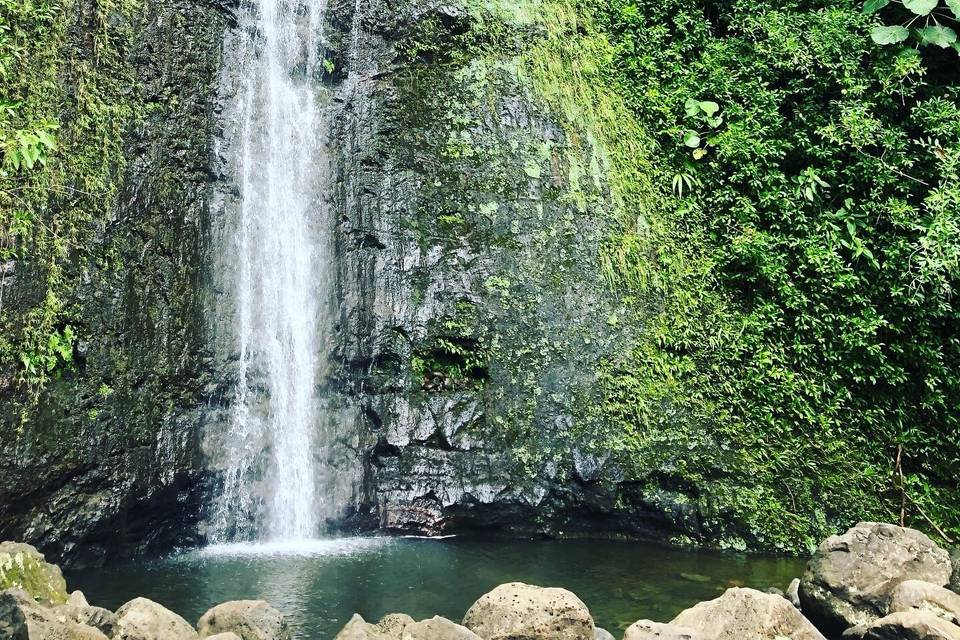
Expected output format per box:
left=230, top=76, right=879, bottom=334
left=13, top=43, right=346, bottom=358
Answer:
left=198, top=537, right=391, bottom=559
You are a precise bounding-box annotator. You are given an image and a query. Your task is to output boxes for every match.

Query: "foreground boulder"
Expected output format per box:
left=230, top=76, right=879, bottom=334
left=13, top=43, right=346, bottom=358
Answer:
left=799, top=522, right=952, bottom=633
left=670, top=587, right=826, bottom=640
left=0, top=542, right=69, bottom=605
left=1, top=587, right=108, bottom=639
left=53, top=600, right=119, bottom=637
left=197, top=600, right=289, bottom=640
left=462, top=582, right=594, bottom=640
left=623, top=619, right=706, bottom=640
left=334, top=613, right=481, bottom=640
left=857, top=611, right=960, bottom=639
left=889, top=580, right=960, bottom=624
left=116, top=597, right=199, bottom=640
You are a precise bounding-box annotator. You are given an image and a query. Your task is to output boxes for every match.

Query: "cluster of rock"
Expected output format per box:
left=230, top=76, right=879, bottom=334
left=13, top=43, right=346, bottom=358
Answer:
left=334, top=522, right=960, bottom=640
left=0, top=542, right=288, bottom=640
left=3, top=522, right=960, bottom=640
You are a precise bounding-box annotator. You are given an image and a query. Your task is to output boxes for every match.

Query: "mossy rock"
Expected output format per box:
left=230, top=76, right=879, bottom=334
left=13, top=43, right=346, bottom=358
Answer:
left=0, top=542, right=68, bottom=605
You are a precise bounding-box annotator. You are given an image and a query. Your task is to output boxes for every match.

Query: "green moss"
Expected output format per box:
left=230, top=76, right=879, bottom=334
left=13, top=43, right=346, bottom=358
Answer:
left=0, top=0, right=144, bottom=401
left=0, top=543, right=68, bottom=604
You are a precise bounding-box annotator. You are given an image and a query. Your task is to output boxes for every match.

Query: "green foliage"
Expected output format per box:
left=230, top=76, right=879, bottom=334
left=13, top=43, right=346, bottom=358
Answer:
left=0, top=0, right=142, bottom=395
left=582, top=0, right=960, bottom=551
left=413, top=301, right=490, bottom=389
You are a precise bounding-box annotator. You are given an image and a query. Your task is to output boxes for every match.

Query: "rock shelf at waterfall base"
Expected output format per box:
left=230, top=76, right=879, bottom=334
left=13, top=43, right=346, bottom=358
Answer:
left=3, top=524, right=960, bottom=640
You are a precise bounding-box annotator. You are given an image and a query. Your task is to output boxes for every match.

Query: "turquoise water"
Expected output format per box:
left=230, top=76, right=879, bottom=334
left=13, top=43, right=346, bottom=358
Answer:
left=67, top=537, right=806, bottom=640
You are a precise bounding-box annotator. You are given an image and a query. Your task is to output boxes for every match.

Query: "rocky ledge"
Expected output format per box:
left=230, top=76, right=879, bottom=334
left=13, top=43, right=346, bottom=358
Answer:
left=2, top=523, right=960, bottom=640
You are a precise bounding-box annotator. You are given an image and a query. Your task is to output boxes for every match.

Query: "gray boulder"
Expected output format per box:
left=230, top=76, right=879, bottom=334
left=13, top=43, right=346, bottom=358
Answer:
left=889, top=580, right=960, bottom=624
left=52, top=600, right=119, bottom=637
left=197, top=600, right=289, bottom=640
left=205, top=635, right=243, bottom=640
left=799, top=522, right=952, bottom=634
left=622, top=620, right=706, bottom=640
left=334, top=613, right=481, bottom=640
left=1, top=588, right=109, bottom=639
left=67, top=592, right=89, bottom=607
left=671, top=587, right=826, bottom=640
left=0, top=542, right=69, bottom=605
left=462, top=582, right=594, bottom=640
left=861, top=611, right=960, bottom=639
left=115, top=597, right=199, bottom=640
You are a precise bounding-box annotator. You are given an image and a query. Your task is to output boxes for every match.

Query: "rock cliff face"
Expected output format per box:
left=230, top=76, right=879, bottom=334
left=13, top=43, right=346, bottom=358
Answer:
left=0, top=0, right=232, bottom=565
left=322, top=0, right=666, bottom=538
left=2, top=0, right=686, bottom=564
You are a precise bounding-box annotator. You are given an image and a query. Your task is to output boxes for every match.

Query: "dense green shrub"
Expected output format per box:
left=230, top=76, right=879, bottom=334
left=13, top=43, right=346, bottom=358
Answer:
left=589, top=0, right=960, bottom=551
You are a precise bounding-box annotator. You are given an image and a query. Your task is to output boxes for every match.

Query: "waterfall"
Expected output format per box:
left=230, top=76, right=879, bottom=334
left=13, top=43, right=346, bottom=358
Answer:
left=209, top=0, right=333, bottom=542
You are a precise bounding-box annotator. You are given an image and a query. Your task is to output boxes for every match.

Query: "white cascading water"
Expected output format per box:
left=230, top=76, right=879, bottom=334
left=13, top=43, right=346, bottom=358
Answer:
left=210, top=0, right=332, bottom=543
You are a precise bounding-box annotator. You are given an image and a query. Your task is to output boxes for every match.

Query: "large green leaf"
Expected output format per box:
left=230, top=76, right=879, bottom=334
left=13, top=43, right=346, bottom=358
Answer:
left=871, top=25, right=910, bottom=44
left=903, top=0, right=939, bottom=15
left=919, top=25, right=958, bottom=47
left=947, top=0, right=960, bottom=19
left=698, top=101, right=720, bottom=117
left=863, top=0, right=890, bottom=13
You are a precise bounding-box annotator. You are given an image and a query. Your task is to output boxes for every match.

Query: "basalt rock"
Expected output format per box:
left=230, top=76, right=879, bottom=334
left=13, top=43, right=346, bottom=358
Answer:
left=622, top=620, right=706, bottom=640
left=799, top=523, right=952, bottom=634
left=0, top=543, right=68, bottom=605
left=324, top=0, right=712, bottom=545
left=670, top=587, right=826, bottom=640
left=0, top=0, right=229, bottom=566
left=53, top=601, right=119, bottom=638
left=0, top=588, right=109, bottom=640
left=115, top=597, right=200, bottom=640
left=197, top=600, right=290, bottom=640
left=334, top=614, right=481, bottom=640
left=859, top=611, right=960, bottom=640
left=889, top=580, right=960, bottom=625
left=461, top=582, right=594, bottom=640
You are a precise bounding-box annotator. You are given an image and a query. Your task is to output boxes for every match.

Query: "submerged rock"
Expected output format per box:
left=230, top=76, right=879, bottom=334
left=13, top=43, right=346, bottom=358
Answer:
left=593, top=628, right=615, bottom=640
left=115, top=597, right=199, bottom=640
left=462, top=582, right=594, bottom=640
left=0, top=542, right=69, bottom=605
left=799, top=522, right=952, bottom=634
left=197, top=600, right=289, bottom=640
left=670, top=587, right=826, bottom=640
left=859, top=611, right=960, bottom=639
left=334, top=613, right=481, bottom=640
left=622, top=619, right=706, bottom=640
left=787, top=578, right=801, bottom=609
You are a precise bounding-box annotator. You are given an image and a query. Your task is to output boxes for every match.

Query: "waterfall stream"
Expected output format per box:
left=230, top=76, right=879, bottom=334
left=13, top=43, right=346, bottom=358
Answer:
left=209, top=0, right=334, bottom=543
